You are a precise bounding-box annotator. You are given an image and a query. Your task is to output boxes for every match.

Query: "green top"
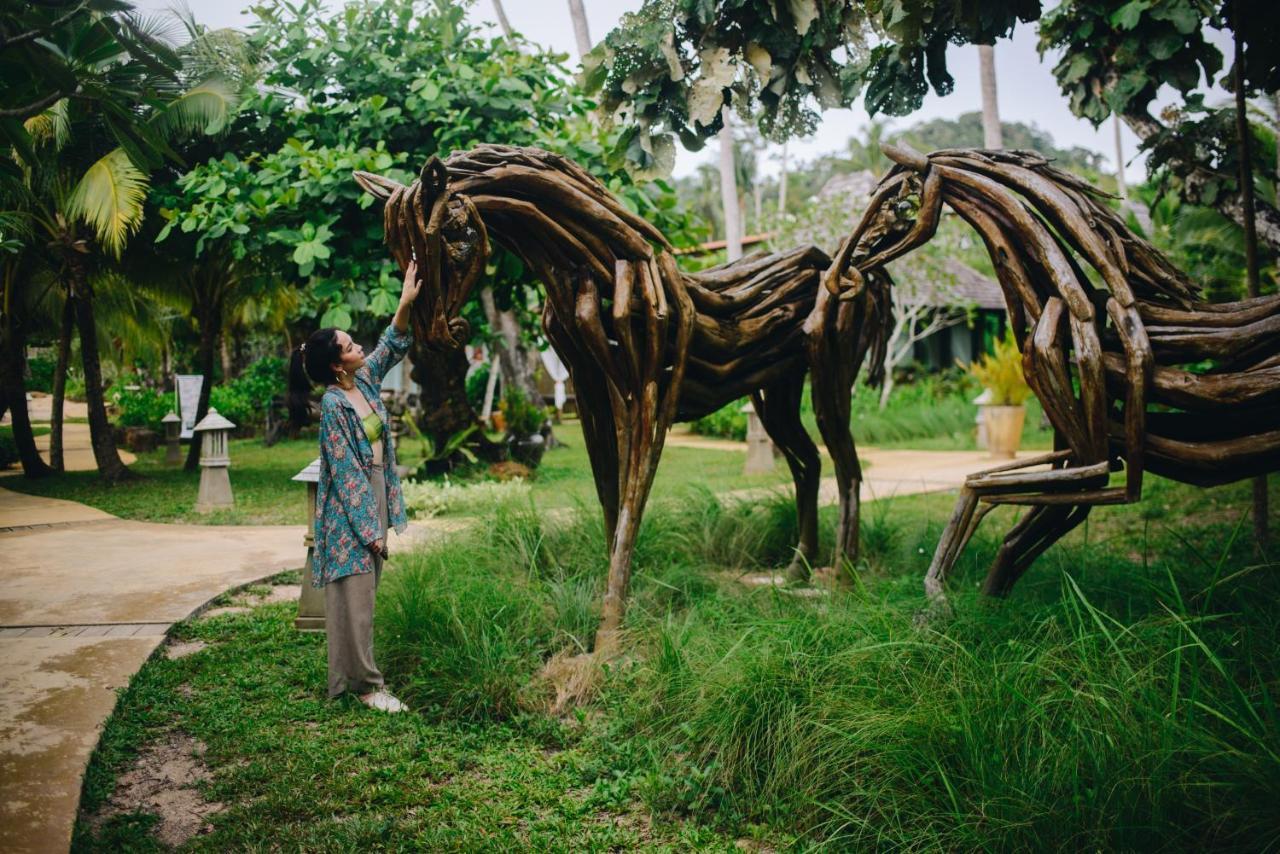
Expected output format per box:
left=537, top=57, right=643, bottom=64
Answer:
left=361, top=410, right=383, bottom=443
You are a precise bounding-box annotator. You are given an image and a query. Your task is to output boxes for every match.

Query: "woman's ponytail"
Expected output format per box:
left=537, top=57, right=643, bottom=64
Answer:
left=287, top=346, right=313, bottom=426
left=286, top=328, right=342, bottom=426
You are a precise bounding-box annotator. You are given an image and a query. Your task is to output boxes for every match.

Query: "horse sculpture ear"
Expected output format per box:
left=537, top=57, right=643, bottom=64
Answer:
left=352, top=170, right=405, bottom=202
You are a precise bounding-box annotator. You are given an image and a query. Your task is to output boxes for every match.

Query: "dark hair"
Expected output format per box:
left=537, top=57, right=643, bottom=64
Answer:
left=287, top=327, right=343, bottom=425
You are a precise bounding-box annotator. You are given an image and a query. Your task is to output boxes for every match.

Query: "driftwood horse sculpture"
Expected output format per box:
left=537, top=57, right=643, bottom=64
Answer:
left=827, top=144, right=1280, bottom=605
left=355, top=144, right=890, bottom=650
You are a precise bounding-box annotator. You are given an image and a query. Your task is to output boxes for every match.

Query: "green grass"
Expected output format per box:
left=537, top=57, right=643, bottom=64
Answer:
left=0, top=424, right=51, bottom=441
left=529, top=421, right=793, bottom=511
left=73, top=473, right=1279, bottom=850
left=1, top=436, right=319, bottom=525
left=71, top=579, right=779, bottom=851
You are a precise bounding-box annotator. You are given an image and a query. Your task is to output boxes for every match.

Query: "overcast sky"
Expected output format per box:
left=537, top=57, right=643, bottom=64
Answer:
left=136, top=0, right=1234, bottom=184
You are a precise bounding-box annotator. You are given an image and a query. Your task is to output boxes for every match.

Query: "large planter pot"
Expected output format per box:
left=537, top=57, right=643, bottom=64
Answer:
left=984, top=404, right=1026, bottom=459
left=507, top=432, right=546, bottom=468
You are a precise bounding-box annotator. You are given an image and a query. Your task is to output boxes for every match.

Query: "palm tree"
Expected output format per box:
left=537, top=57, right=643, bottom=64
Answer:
left=719, top=109, right=743, bottom=260
left=978, top=44, right=1003, bottom=149
left=10, top=12, right=238, bottom=481
left=566, top=0, right=592, bottom=59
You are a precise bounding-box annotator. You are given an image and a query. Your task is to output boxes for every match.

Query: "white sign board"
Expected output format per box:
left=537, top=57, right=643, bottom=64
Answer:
left=175, top=374, right=204, bottom=439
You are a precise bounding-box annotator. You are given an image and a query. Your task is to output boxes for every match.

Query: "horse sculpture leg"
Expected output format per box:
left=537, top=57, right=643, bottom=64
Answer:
left=752, top=372, right=821, bottom=580
left=805, top=285, right=865, bottom=577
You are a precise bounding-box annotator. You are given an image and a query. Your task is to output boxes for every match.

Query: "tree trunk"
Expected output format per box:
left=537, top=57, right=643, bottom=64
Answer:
left=67, top=260, right=129, bottom=482
left=1233, top=24, right=1268, bottom=548
left=1113, top=114, right=1127, bottom=199
left=566, top=0, right=592, bottom=59
left=185, top=302, right=220, bottom=472
left=408, top=342, right=504, bottom=467
left=491, top=0, right=513, bottom=37
left=479, top=286, right=542, bottom=404
left=978, top=44, right=1003, bottom=149
left=778, top=141, right=788, bottom=215
left=0, top=314, right=53, bottom=478
left=1122, top=107, right=1280, bottom=252
left=719, top=110, right=743, bottom=261
left=49, top=295, right=73, bottom=471
left=219, top=332, right=233, bottom=381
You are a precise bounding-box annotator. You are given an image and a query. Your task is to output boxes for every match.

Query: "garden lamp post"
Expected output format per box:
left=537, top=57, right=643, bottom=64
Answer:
left=292, top=457, right=326, bottom=632
left=741, top=400, right=776, bottom=475
left=193, top=408, right=235, bottom=513
left=162, top=411, right=182, bottom=465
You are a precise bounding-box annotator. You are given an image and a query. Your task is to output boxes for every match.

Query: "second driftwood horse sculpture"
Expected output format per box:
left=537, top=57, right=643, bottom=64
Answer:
left=355, top=144, right=890, bottom=651
left=827, top=144, right=1280, bottom=607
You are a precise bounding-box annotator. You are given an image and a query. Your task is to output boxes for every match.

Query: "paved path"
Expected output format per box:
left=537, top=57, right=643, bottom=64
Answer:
left=0, top=428, right=1029, bottom=853
left=0, top=486, right=444, bottom=853
left=664, top=429, right=1034, bottom=506
left=0, top=399, right=137, bottom=474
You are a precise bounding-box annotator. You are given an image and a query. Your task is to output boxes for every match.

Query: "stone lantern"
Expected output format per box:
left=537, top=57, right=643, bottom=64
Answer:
left=292, top=456, right=326, bottom=632
left=193, top=408, right=235, bottom=513
left=741, top=400, right=776, bottom=475
left=972, top=388, right=994, bottom=450
left=161, top=411, right=182, bottom=465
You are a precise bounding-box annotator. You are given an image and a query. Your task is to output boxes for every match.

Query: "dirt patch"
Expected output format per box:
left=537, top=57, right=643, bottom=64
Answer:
left=86, top=732, right=223, bottom=847
left=255, top=584, right=300, bottom=605
left=199, top=606, right=250, bottom=619
left=165, top=641, right=207, bottom=661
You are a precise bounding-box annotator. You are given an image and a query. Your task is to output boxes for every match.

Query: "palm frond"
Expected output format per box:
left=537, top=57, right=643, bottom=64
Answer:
left=66, top=148, right=149, bottom=257
left=152, top=77, right=240, bottom=138
left=23, top=99, right=71, bottom=150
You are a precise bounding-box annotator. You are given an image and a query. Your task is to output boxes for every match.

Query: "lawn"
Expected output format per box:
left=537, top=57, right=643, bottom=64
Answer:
left=72, top=473, right=1280, bottom=850
left=1, top=420, right=795, bottom=525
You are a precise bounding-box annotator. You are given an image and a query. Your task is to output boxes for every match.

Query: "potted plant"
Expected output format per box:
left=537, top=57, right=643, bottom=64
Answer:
left=499, top=388, right=550, bottom=468
left=967, top=330, right=1032, bottom=459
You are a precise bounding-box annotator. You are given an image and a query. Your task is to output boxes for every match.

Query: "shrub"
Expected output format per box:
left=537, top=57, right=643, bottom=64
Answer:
left=499, top=387, right=547, bottom=436
left=967, top=329, right=1031, bottom=405
left=401, top=477, right=531, bottom=519
left=65, top=374, right=86, bottom=402
left=690, top=399, right=748, bottom=440
left=465, top=362, right=491, bottom=410
left=0, top=433, right=18, bottom=469
left=26, top=354, right=55, bottom=393
left=108, top=379, right=170, bottom=431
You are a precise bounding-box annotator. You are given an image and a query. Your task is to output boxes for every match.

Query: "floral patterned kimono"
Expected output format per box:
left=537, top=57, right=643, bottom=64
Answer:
left=313, top=324, right=412, bottom=587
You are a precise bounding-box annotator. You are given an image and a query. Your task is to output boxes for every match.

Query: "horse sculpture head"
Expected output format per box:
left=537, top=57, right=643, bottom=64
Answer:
left=822, top=142, right=941, bottom=301
left=354, top=157, right=489, bottom=350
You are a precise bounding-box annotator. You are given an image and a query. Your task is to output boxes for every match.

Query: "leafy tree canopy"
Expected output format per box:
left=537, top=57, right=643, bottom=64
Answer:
left=583, top=0, right=1039, bottom=171
left=159, top=0, right=702, bottom=336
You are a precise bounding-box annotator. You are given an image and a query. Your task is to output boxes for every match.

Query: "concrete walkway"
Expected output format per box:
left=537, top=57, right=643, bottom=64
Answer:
left=0, top=430, right=1028, bottom=853
left=0, top=397, right=137, bottom=474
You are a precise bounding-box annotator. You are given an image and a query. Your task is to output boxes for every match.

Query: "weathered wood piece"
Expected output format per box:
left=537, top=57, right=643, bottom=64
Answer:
left=355, top=144, right=891, bottom=652
left=831, top=143, right=1279, bottom=604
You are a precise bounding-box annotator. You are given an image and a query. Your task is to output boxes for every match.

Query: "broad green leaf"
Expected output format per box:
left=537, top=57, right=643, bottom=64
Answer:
left=67, top=149, right=149, bottom=257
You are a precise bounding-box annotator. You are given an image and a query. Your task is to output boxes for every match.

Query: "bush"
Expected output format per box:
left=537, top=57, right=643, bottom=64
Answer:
left=0, top=432, right=18, bottom=469
left=967, top=329, right=1031, bottom=405
left=401, top=477, right=531, bottom=519
left=26, top=355, right=55, bottom=393
left=690, top=399, right=748, bottom=441
left=465, top=362, right=491, bottom=411
left=65, top=374, right=86, bottom=402
left=499, top=387, right=547, bottom=436
left=108, top=379, right=170, bottom=431
left=208, top=382, right=254, bottom=429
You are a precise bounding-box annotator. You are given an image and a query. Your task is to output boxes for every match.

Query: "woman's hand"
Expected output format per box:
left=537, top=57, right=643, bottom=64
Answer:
left=399, top=260, right=420, bottom=307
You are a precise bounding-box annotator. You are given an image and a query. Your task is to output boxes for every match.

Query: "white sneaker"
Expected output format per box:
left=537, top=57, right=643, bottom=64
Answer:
left=359, top=690, right=408, bottom=713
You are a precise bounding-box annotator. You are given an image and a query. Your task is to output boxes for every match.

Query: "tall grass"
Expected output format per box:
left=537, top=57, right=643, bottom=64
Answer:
left=377, top=479, right=1280, bottom=849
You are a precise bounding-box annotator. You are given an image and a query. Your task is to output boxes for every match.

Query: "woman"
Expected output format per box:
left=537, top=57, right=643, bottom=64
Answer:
left=287, top=260, right=420, bottom=713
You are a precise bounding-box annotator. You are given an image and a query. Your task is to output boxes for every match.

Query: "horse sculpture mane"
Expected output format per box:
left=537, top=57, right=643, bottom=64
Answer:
left=830, top=145, right=1280, bottom=604
left=357, top=144, right=891, bottom=652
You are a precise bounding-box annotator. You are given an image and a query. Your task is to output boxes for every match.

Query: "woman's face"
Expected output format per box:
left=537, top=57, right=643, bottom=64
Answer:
left=330, top=330, right=366, bottom=378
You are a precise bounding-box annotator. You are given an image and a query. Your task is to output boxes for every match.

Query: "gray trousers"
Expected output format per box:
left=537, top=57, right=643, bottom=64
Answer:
left=325, top=463, right=388, bottom=698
